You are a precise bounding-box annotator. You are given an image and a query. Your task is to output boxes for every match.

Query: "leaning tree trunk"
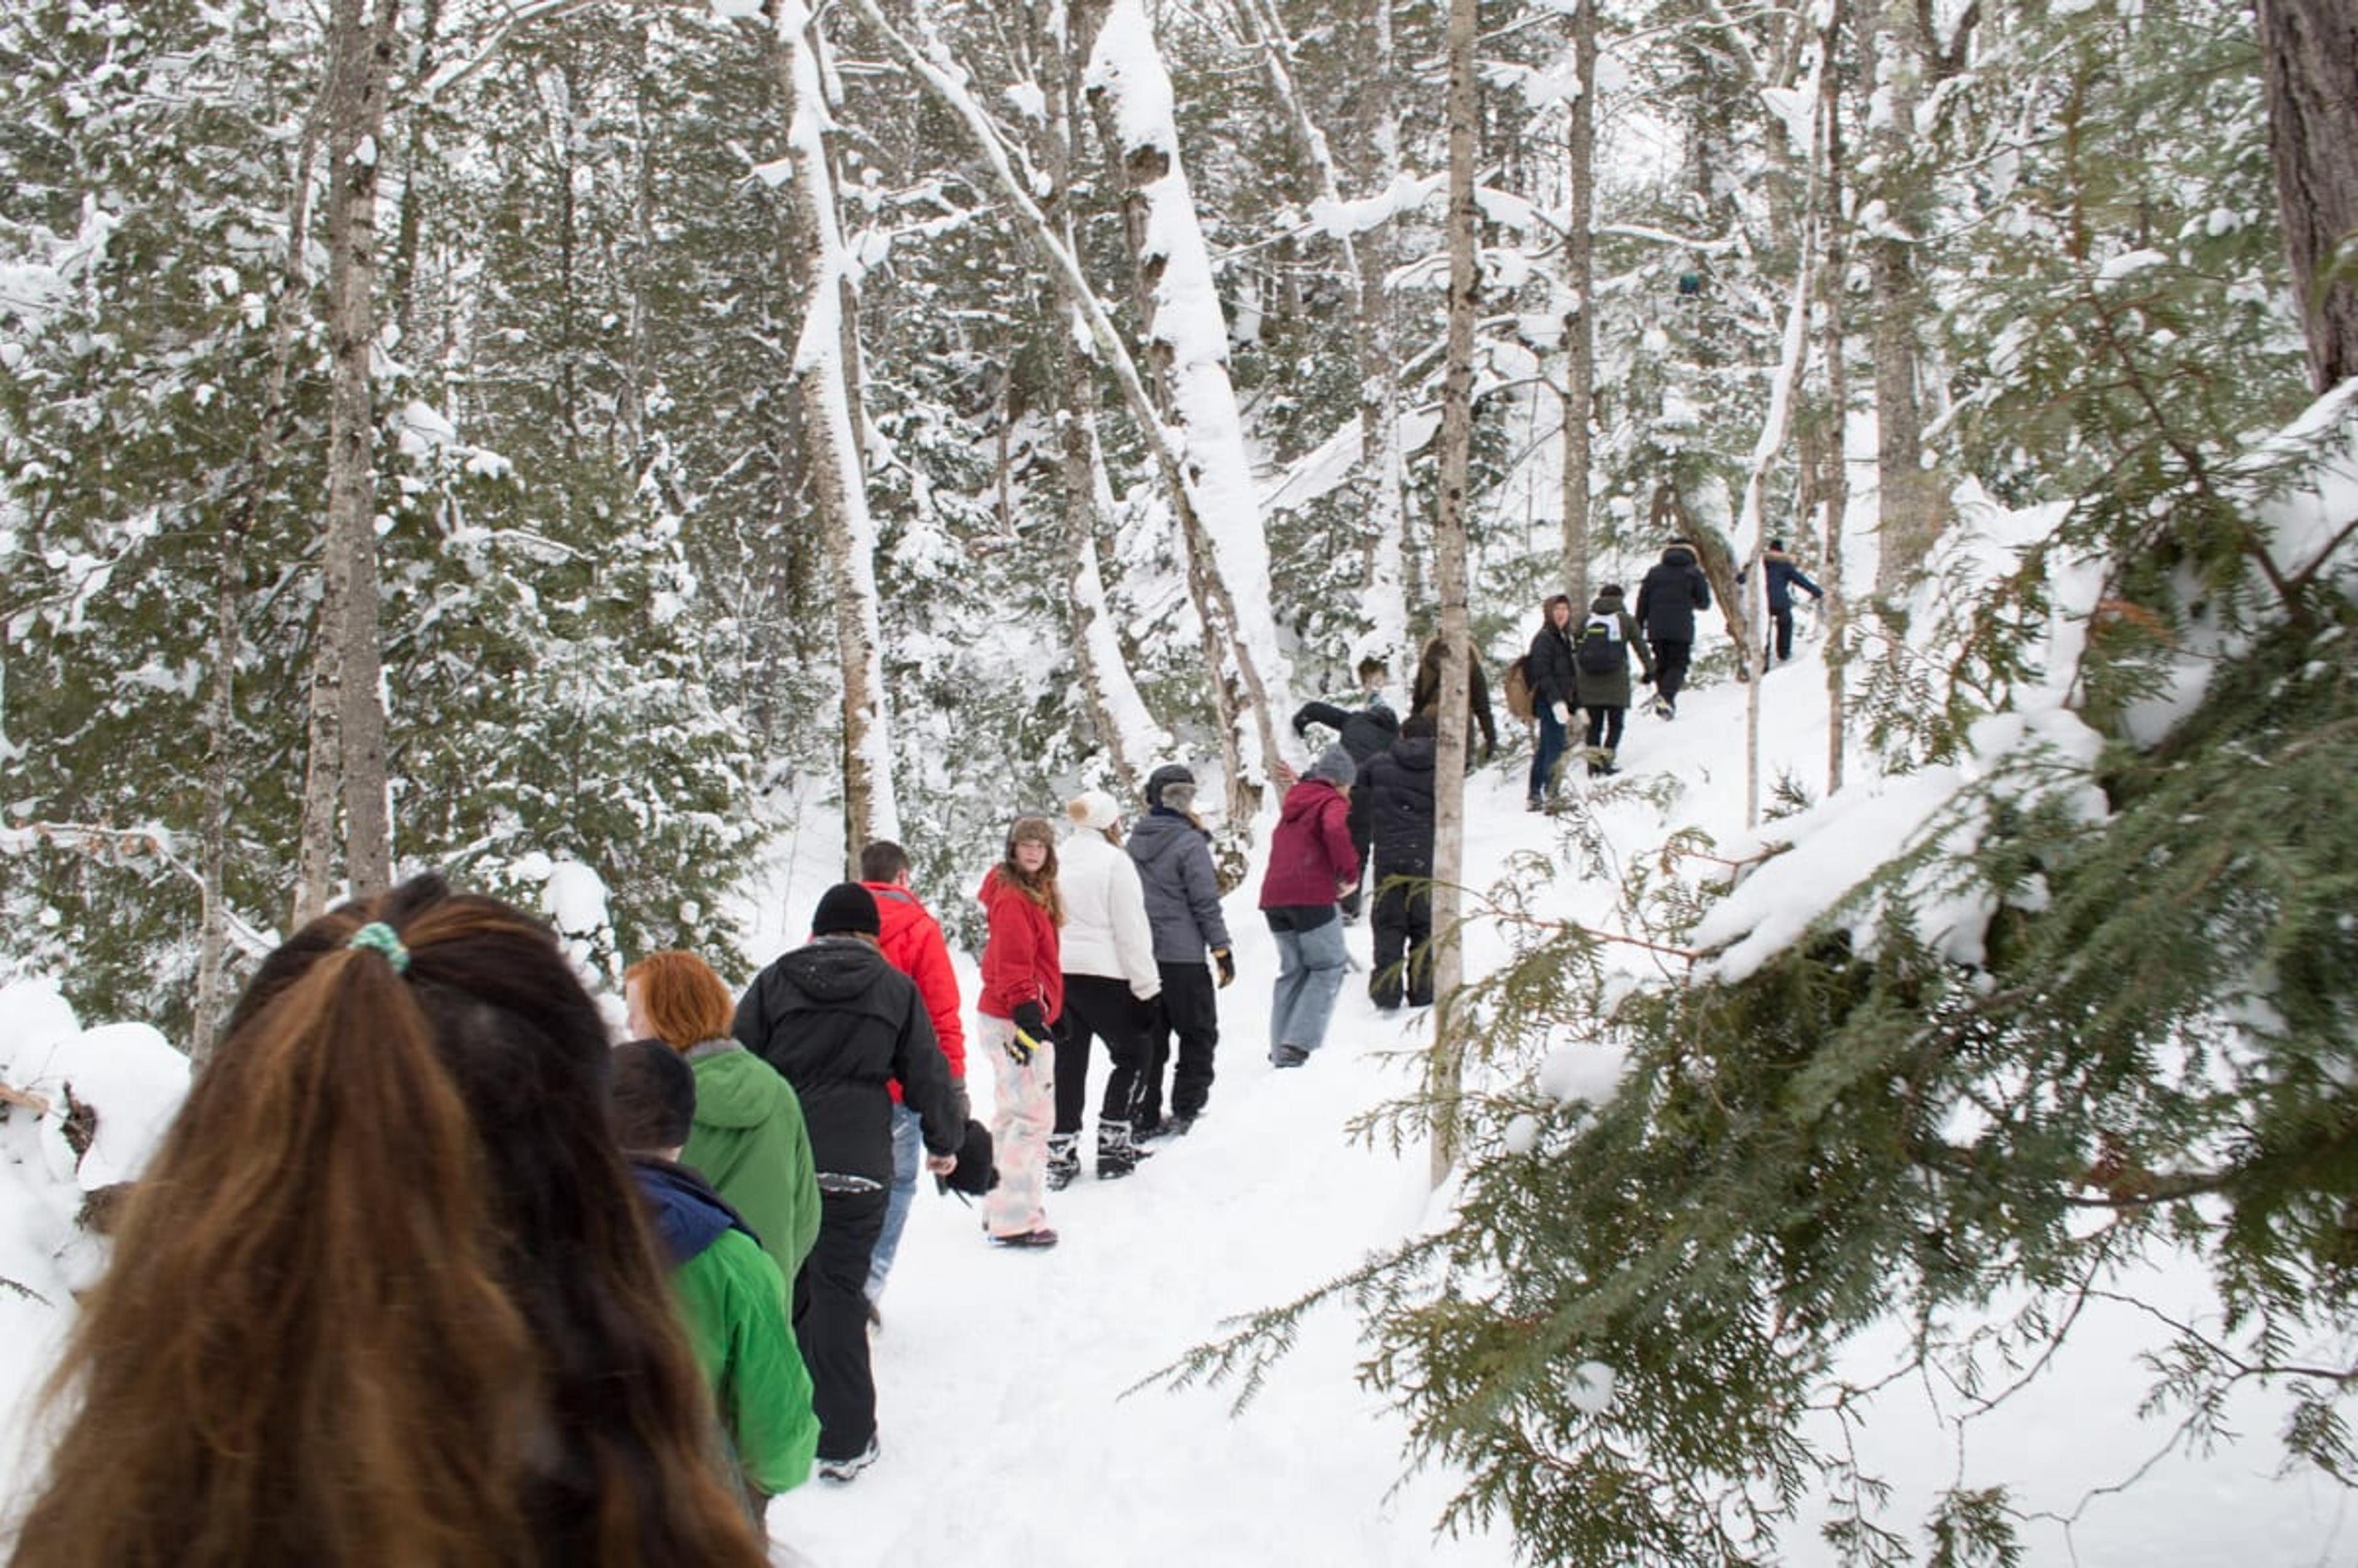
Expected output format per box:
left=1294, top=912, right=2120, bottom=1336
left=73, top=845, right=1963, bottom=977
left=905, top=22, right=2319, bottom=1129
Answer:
left=849, top=0, right=1280, bottom=821
left=1560, top=0, right=1598, bottom=606
left=2255, top=0, right=2358, bottom=394
left=1426, top=0, right=1479, bottom=1189
left=768, top=0, right=899, bottom=862
left=1081, top=0, right=1293, bottom=810
left=294, top=0, right=402, bottom=928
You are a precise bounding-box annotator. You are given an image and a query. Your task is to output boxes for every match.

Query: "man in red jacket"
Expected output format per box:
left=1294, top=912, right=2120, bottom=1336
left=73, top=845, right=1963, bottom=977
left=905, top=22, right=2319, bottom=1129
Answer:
left=1257, top=745, right=1361, bottom=1068
left=858, top=840, right=969, bottom=1322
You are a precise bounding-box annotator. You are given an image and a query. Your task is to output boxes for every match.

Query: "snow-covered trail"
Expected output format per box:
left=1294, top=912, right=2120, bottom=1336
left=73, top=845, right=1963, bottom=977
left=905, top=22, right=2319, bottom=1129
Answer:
left=751, top=623, right=2344, bottom=1566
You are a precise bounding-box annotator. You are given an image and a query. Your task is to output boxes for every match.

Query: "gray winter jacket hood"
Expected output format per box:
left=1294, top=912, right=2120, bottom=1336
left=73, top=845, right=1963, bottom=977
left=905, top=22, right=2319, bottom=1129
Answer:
left=1127, top=807, right=1232, bottom=963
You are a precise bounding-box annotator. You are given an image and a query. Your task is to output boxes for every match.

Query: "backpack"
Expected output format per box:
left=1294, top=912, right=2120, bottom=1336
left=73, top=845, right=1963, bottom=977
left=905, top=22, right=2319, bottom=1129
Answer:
left=1576, top=613, right=1624, bottom=677
left=1503, top=656, right=1536, bottom=721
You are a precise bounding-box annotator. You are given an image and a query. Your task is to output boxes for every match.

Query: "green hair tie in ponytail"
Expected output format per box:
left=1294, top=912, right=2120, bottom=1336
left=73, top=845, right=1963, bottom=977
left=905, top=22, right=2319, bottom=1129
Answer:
left=346, top=921, right=411, bottom=975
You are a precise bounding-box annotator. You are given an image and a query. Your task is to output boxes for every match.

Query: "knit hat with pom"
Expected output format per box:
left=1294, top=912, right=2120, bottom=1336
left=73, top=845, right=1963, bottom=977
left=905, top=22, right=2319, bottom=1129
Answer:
left=1067, top=790, right=1121, bottom=832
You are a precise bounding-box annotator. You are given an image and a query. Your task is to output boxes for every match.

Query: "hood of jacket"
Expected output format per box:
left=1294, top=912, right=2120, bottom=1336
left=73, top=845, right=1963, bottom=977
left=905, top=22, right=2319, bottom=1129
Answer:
left=1590, top=586, right=1628, bottom=614
left=1278, top=776, right=1348, bottom=830
left=1386, top=735, right=1439, bottom=775
left=1660, top=543, right=1698, bottom=568
left=630, top=1155, right=752, bottom=1265
left=685, top=1039, right=792, bottom=1130
left=1128, top=806, right=1208, bottom=867
left=772, top=936, right=892, bottom=1005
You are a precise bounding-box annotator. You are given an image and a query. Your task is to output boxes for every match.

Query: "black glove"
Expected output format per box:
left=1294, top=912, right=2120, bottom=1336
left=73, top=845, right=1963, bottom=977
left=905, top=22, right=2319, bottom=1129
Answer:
left=1009, top=1001, right=1049, bottom=1064
left=1212, top=947, right=1235, bottom=988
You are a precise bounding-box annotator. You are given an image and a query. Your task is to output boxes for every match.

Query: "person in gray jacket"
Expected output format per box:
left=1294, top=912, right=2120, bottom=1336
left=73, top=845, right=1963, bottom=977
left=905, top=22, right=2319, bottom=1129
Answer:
left=1126, top=763, right=1234, bottom=1138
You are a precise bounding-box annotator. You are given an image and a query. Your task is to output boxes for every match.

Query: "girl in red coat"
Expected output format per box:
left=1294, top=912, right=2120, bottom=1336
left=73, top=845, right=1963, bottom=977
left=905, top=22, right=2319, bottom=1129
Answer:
left=978, top=817, right=1065, bottom=1248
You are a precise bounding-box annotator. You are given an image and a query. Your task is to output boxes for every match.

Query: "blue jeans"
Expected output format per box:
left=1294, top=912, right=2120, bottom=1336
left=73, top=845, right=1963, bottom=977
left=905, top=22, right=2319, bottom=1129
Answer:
left=1267, top=913, right=1349, bottom=1058
left=865, top=1102, right=921, bottom=1303
left=1530, top=701, right=1569, bottom=800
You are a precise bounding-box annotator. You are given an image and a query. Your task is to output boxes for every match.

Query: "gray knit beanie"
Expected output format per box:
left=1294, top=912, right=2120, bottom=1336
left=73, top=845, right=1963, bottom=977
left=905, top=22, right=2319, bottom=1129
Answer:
left=1307, top=744, right=1356, bottom=788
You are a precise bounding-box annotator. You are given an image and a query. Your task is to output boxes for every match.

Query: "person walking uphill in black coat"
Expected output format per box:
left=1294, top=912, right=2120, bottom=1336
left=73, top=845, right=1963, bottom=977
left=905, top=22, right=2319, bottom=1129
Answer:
left=1570, top=584, right=1656, bottom=777
left=1634, top=541, right=1712, bottom=719
left=1353, top=715, right=1440, bottom=1009
left=1525, top=594, right=1581, bottom=811
left=1738, top=537, right=1826, bottom=667
left=733, top=883, right=962, bottom=1485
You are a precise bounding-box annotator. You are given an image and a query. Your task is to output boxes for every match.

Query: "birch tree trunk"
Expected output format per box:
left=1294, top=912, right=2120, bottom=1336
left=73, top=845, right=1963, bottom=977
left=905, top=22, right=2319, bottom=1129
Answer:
left=294, top=0, right=401, bottom=926
left=1735, top=29, right=1826, bottom=829
left=2255, top=0, right=2358, bottom=393
left=1426, top=0, right=1479, bottom=1189
left=1560, top=0, right=1598, bottom=605
left=1864, top=0, right=1944, bottom=592
left=1818, top=6, right=1853, bottom=797
left=768, top=0, right=899, bottom=862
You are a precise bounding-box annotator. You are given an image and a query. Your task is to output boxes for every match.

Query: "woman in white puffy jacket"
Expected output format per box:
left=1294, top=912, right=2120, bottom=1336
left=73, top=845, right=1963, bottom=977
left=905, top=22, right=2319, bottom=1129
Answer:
left=1048, top=790, right=1164, bottom=1186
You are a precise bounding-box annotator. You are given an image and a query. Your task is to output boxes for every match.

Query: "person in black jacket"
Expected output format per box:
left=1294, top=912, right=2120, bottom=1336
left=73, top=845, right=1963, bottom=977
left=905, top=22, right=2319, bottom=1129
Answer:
left=1353, top=715, right=1439, bottom=1008
left=1634, top=541, right=1712, bottom=719
left=733, top=883, right=961, bottom=1484
left=1409, top=634, right=1498, bottom=764
left=1737, top=537, right=1826, bottom=666
left=1293, top=656, right=1398, bottom=917
left=1525, top=594, right=1580, bottom=811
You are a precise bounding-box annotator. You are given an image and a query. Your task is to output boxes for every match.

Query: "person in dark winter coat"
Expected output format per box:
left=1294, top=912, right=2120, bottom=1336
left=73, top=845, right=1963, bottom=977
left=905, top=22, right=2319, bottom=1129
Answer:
left=1127, top=763, right=1233, bottom=1139
left=1258, top=745, right=1361, bottom=1067
left=1353, top=716, right=1439, bottom=1009
left=1410, top=634, right=1498, bottom=764
left=733, top=883, right=962, bottom=1484
left=1634, top=541, right=1712, bottom=718
left=610, top=1041, right=819, bottom=1512
left=1570, top=584, right=1656, bottom=777
left=1738, top=537, right=1826, bottom=666
left=1525, top=594, right=1581, bottom=810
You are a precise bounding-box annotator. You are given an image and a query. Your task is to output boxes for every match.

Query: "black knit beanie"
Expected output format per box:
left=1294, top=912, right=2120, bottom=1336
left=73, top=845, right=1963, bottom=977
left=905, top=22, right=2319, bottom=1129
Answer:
left=811, top=881, right=881, bottom=937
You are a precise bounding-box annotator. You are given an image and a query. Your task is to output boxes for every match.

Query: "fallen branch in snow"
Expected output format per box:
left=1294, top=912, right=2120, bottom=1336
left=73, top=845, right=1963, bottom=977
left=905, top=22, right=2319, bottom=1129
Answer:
left=0, top=1080, right=54, bottom=1117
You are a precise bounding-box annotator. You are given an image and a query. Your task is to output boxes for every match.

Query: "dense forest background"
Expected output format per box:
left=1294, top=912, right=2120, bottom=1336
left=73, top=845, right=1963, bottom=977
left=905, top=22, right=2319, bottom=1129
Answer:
left=2, top=0, right=2324, bottom=1042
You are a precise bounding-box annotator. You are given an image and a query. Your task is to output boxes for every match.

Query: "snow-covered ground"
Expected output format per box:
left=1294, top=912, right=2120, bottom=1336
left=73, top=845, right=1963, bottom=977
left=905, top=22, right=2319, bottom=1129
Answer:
left=1, top=611, right=2346, bottom=1565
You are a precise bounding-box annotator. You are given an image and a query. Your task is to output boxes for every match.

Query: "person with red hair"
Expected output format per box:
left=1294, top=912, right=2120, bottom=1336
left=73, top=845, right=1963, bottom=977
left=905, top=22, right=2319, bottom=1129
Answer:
left=626, top=949, right=819, bottom=1283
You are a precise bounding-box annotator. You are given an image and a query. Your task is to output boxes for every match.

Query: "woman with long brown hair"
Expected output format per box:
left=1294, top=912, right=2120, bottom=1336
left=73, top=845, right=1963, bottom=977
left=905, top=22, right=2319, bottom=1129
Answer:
left=977, top=816, right=1065, bottom=1248
left=9, top=874, right=773, bottom=1568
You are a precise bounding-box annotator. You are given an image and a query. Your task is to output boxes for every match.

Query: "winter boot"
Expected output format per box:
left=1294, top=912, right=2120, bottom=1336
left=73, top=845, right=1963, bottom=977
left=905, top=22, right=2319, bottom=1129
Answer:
left=1045, top=1133, right=1080, bottom=1191
left=1598, top=747, right=1620, bottom=777
left=1096, top=1119, right=1140, bottom=1181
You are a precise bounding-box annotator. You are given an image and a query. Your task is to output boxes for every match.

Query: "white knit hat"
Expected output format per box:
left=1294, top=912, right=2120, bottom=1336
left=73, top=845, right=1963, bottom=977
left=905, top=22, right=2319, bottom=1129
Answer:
left=1067, top=790, right=1121, bottom=832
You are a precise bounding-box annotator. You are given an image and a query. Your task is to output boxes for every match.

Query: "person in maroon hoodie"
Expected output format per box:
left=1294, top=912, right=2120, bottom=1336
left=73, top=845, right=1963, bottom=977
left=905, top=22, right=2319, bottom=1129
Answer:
left=857, top=840, right=969, bottom=1320
left=976, top=817, right=1065, bottom=1248
left=1257, top=745, right=1362, bottom=1068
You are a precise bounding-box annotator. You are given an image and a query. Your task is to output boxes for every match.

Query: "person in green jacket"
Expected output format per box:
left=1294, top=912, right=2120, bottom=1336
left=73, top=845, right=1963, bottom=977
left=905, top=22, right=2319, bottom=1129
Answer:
left=627, top=950, right=820, bottom=1282
left=612, top=1039, right=819, bottom=1510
